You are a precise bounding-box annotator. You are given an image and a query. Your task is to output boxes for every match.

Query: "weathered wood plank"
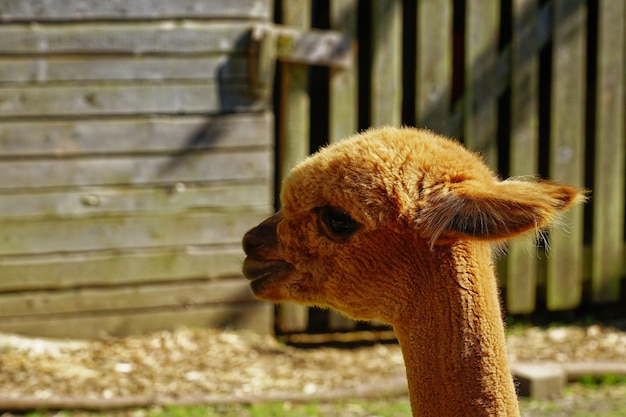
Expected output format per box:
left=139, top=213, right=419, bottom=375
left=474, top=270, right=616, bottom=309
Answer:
left=0, top=302, right=273, bottom=338
left=0, top=245, right=249, bottom=292
left=0, top=83, right=263, bottom=117
left=0, top=211, right=269, bottom=256
left=415, top=0, right=452, bottom=132
left=0, top=182, right=271, bottom=220
left=464, top=0, right=499, bottom=168
left=547, top=0, right=586, bottom=311
left=370, top=0, right=402, bottom=127
left=0, top=112, right=273, bottom=157
left=0, top=56, right=247, bottom=83
left=0, top=22, right=252, bottom=55
left=0, top=279, right=255, bottom=317
left=506, top=0, right=540, bottom=314
left=328, top=0, right=358, bottom=144
left=278, top=0, right=311, bottom=180
left=0, top=0, right=272, bottom=21
left=0, top=150, right=271, bottom=189
left=276, top=0, right=312, bottom=333
left=591, top=0, right=625, bottom=302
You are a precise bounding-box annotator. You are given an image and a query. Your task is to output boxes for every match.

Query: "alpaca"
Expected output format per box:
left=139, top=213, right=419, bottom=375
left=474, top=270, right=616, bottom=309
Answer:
left=242, top=126, right=585, bottom=416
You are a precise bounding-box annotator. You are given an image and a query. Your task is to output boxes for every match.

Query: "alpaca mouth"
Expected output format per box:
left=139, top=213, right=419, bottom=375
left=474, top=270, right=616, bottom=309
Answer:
left=242, top=257, right=292, bottom=282
left=242, top=257, right=295, bottom=299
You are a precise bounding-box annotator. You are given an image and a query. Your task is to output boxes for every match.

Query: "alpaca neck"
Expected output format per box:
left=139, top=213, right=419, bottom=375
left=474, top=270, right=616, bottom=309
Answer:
left=393, top=242, right=520, bottom=417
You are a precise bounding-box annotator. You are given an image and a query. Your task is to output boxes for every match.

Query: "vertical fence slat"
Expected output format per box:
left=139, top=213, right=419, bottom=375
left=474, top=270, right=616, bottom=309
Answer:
left=591, top=0, right=625, bottom=302
left=329, top=0, right=358, bottom=144
left=464, top=0, right=500, bottom=168
left=547, top=0, right=586, bottom=311
left=370, top=0, right=402, bottom=127
left=415, top=0, right=452, bottom=133
left=328, top=0, right=359, bottom=331
left=276, top=0, right=311, bottom=333
left=507, top=0, right=540, bottom=314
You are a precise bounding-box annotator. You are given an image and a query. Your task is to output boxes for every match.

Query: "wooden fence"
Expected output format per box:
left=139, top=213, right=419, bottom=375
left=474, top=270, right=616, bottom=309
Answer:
left=274, top=0, right=625, bottom=333
left=0, top=0, right=275, bottom=338
left=0, top=0, right=623, bottom=339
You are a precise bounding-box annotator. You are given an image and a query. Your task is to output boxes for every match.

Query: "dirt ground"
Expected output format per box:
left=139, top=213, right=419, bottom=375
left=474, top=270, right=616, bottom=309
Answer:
left=0, top=321, right=625, bottom=413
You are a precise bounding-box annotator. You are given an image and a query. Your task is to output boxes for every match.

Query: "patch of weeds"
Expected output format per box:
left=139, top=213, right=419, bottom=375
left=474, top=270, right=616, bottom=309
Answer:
left=579, top=374, right=626, bottom=389
left=147, top=405, right=212, bottom=417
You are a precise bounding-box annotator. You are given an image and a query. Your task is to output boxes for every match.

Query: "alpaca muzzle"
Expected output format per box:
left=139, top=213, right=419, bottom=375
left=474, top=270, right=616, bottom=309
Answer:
left=242, top=211, right=295, bottom=299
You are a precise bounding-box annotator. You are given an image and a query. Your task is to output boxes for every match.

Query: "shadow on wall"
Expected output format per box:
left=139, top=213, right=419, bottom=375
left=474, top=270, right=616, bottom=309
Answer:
left=159, top=32, right=256, bottom=176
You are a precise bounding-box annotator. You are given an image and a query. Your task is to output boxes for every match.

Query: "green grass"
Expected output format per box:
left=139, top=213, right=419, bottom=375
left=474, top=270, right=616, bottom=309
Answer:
left=578, top=374, right=626, bottom=389
left=12, top=380, right=626, bottom=417
left=17, top=399, right=412, bottom=417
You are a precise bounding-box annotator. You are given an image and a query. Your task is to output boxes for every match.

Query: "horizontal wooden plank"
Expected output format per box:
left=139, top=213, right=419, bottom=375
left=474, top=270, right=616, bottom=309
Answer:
left=0, top=0, right=271, bottom=21
left=0, top=302, right=273, bottom=338
left=0, top=56, right=247, bottom=83
left=0, top=279, right=256, bottom=317
left=0, top=83, right=264, bottom=117
left=0, top=182, right=272, bottom=220
left=0, top=112, right=273, bottom=157
left=0, top=245, right=254, bottom=292
left=0, top=149, right=271, bottom=189
left=0, top=22, right=253, bottom=55
left=0, top=211, right=268, bottom=256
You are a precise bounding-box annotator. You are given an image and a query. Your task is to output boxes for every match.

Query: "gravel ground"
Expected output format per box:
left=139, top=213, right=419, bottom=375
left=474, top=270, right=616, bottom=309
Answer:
left=0, top=323, right=625, bottom=413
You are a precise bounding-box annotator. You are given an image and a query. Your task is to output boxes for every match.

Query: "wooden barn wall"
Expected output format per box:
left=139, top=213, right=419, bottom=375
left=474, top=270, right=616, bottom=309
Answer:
left=273, top=0, right=625, bottom=335
left=0, top=0, right=275, bottom=338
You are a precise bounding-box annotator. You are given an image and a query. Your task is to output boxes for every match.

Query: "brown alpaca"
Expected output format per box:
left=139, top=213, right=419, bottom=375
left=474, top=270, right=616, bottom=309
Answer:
left=242, top=127, right=585, bottom=416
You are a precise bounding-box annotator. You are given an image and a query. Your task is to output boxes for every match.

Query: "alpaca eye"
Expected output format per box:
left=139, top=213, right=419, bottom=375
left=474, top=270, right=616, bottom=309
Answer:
left=317, top=206, right=361, bottom=240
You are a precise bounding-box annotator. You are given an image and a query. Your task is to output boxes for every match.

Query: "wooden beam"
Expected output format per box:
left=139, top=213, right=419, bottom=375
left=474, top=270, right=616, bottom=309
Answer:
left=0, top=0, right=273, bottom=21
left=0, top=112, right=272, bottom=157
left=328, top=0, right=358, bottom=144
left=0, top=150, right=271, bottom=189
left=415, top=0, right=452, bottom=133
left=0, top=303, right=273, bottom=338
left=547, top=0, right=586, bottom=311
left=0, top=83, right=264, bottom=117
left=0, top=211, right=269, bottom=256
left=591, top=0, right=625, bottom=302
left=370, top=0, right=402, bottom=127
left=507, top=0, right=540, bottom=314
left=0, top=56, right=248, bottom=83
left=464, top=0, right=500, bottom=168
left=0, top=22, right=253, bottom=55
left=0, top=182, right=271, bottom=220
left=0, top=245, right=248, bottom=292
left=0, top=279, right=256, bottom=317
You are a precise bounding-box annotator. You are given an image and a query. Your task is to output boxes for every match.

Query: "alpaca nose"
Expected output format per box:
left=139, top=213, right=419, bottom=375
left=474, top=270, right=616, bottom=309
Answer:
left=242, top=211, right=281, bottom=256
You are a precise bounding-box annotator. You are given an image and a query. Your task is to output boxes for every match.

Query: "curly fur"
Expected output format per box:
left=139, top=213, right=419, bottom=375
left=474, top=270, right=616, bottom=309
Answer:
left=242, top=126, right=586, bottom=417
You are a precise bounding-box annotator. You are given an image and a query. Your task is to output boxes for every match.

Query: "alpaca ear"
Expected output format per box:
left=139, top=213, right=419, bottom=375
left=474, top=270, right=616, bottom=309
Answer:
left=420, top=179, right=586, bottom=245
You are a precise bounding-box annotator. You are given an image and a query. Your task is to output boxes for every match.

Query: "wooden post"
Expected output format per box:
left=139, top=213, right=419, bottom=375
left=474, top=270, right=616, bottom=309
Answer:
left=415, top=0, right=452, bottom=133
left=464, top=0, right=499, bottom=169
left=370, top=0, right=402, bottom=127
left=329, top=0, right=358, bottom=144
left=507, top=0, right=540, bottom=314
left=591, top=0, right=625, bottom=302
left=547, top=0, right=586, bottom=311
left=276, top=0, right=311, bottom=332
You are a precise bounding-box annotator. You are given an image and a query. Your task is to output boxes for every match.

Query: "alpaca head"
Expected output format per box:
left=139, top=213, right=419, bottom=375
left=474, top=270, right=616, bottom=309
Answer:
left=242, top=127, right=584, bottom=323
